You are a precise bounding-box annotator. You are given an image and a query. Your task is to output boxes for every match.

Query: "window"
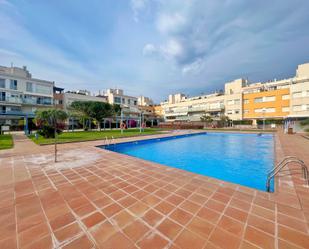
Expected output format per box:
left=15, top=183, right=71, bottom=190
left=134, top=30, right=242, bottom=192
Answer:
left=114, top=97, right=121, bottom=103
left=302, top=104, right=307, bottom=111
left=36, top=84, right=51, bottom=94
left=10, top=106, right=21, bottom=112
left=265, top=108, right=275, bottom=113
left=293, top=92, right=302, bottom=98
left=128, top=99, right=131, bottom=105
left=234, top=99, right=240, bottom=105
left=10, top=79, right=17, bottom=90
left=282, top=94, right=290, bottom=100
left=227, top=110, right=233, bottom=115
left=227, top=100, right=233, bottom=106
left=293, top=105, right=301, bottom=111
left=264, top=96, right=275, bottom=102
left=254, top=108, right=263, bottom=113
left=26, top=82, right=33, bottom=92
left=282, top=107, right=289, bottom=112
left=134, top=100, right=137, bottom=105
left=39, top=97, right=52, bottom=105
left=235, top=110, right=240, bottom=114
left=0, top=78, right=5, bottom=88
left=244, top=99, right=249, bottom=104
left=0, top=92, right=5, bottom=101
left=254, top=97, right=263, bottom=103
left=1, top=106, right=5, bottom=113
left=122, top=98, right=125, bottom=104
left=244, top=109, right=249, bottom=114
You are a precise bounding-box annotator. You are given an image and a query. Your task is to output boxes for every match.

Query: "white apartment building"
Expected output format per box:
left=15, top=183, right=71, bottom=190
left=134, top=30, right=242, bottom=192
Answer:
left=63, top=90, right=107, bottom=110
left=104, top=89, right=140, bottom=116
left=0, top=65, right=54, bottom=129
left=162, top=92, right=226, bottom=122
left=138, top=96, right=153, bottom=106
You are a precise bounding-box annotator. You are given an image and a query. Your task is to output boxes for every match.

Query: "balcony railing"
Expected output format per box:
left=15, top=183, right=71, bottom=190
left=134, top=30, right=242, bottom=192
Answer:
left=0, top=110, right=35, bottom=116
left=0, top=97, right=53, bottom=105
left=0, top=97, right=23, bottom=104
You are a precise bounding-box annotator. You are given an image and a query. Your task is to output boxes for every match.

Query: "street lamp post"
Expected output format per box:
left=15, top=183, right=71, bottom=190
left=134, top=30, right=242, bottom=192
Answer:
left=121, top=109, right=124, bottom=134
left=139, top=112, right=142, bottom=133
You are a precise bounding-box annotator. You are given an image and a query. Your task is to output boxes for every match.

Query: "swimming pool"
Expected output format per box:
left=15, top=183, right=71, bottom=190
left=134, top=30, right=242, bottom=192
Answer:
left=102, top=132, right=274, bottom=191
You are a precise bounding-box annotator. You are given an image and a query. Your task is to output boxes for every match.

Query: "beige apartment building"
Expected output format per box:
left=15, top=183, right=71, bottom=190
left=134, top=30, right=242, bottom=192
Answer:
left=161, top=79, right=246, bottom=122
left=161, top=63, right=309, bottom=127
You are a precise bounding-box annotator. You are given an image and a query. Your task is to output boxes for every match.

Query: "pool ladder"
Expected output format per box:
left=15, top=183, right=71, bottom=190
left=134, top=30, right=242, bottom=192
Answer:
left=266, top=156, right=309, bottom=192
left=104, top=136, right=115, bottom=146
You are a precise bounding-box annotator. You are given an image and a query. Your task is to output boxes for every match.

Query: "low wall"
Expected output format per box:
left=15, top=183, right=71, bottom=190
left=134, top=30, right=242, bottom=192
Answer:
left=159, top=122, right=204, bottom=129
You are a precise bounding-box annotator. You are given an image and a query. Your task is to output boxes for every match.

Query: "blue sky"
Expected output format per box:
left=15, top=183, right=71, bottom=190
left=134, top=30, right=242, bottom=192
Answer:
left=1, top=0, right=309, bottom=102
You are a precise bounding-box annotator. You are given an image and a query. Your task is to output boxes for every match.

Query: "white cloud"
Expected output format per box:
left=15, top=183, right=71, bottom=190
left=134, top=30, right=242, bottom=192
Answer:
left=156, top=13, right=186, bottom=34
left=182, top=58, right=205, bottom=75
left=142, top=43, right=157, bottom=56
left=130, top=0, right=148, bottom=22
left=160, top=39, right=184, bottom=61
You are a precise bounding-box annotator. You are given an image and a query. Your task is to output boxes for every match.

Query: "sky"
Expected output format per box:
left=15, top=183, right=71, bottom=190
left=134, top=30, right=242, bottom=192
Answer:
left=0, top=0, right=309, bottom=103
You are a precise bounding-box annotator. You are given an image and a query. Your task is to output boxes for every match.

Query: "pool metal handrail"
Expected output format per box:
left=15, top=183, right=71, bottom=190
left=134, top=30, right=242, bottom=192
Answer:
left=111, top=136, right=115, bottom=146
left=266, top=156, right=309, bottom=192
left=103, top=136, right=115, bottom=146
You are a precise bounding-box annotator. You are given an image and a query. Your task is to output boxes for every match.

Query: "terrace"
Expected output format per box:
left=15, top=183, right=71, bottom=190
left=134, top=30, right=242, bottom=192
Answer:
left=0, top=130, right=309, bottom=248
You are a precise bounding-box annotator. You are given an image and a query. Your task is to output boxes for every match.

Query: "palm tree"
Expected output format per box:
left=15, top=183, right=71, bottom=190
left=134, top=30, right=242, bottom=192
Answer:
left=35, top=109, right=68, bottom=162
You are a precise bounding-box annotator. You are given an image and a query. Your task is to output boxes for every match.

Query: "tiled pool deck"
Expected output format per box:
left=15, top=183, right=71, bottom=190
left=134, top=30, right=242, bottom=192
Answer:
left=0, top=131, right=309, bottom=249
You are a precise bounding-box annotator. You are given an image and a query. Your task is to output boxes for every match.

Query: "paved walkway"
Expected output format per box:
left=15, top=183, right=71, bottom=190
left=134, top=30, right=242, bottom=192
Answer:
left=0, top=131, right=309, bottom=249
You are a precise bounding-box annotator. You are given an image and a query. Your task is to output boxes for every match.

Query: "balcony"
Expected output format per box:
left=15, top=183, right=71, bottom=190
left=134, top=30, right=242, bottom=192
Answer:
left=22, top=98, right=53, bottom=106
left=0, top=96, right=53, bottom=106
left=0, top=110, right=35, bottom=117
left=188, top=104, right=225, bottom=113
left=0, top=97, right=22, bottom=104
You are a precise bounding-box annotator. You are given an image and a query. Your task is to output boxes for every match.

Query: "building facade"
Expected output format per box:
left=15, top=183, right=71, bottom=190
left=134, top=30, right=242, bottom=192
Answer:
left=104, top=89, right=140, bottom=117
left=160, top=63, right=309, bottom=128
left=138, top=96, right=153, bottom=106
left=63, top=90, right=107, bottom=110
left=0, top=65, right=54, bottom=130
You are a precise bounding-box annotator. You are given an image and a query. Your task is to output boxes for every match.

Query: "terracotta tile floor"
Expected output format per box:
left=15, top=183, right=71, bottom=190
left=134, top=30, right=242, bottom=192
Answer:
left=0, top=131, right=309, bottom=248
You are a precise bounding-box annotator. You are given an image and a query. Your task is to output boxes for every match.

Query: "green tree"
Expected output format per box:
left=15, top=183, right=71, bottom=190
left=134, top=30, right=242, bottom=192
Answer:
left=35, top=109, right=68, bottom=162
left=70, top=101, right=91, bottom=130
left=70, top=101, right=121, bottom=130
left=35, top=109, right=68, bottom=138
left=87, top=102, right=114, bottom=130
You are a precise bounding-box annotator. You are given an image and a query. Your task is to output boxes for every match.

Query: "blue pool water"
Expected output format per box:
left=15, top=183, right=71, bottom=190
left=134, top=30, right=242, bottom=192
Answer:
left=102, top=133, right=274, bottom=191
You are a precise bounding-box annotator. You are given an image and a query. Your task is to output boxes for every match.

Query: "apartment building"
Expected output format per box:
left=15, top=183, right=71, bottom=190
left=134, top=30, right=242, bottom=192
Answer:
left=0, top=65, right=54, bottom=130
left=242, top=83, right=291, bottom=122
left=224, top=79, right=247, bottom=120
left=63, top=90, right=107, bottom=110
left=162, top=92, right=226, bottom=122
left=289, top=64, right=309, bottom=118
left=161, top=63, right=309, bottom=127
left=138, top=96, right=153, bottom=106
left=242, top=63, right=309, bottom=125
left=104, top=88, right=140, bottom=116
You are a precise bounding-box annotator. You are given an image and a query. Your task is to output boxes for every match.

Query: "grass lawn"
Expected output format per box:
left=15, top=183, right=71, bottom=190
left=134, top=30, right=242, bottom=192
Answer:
left=29, top=128, right=164, bottom=145
left=0, top=134, right=14, bottom=150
